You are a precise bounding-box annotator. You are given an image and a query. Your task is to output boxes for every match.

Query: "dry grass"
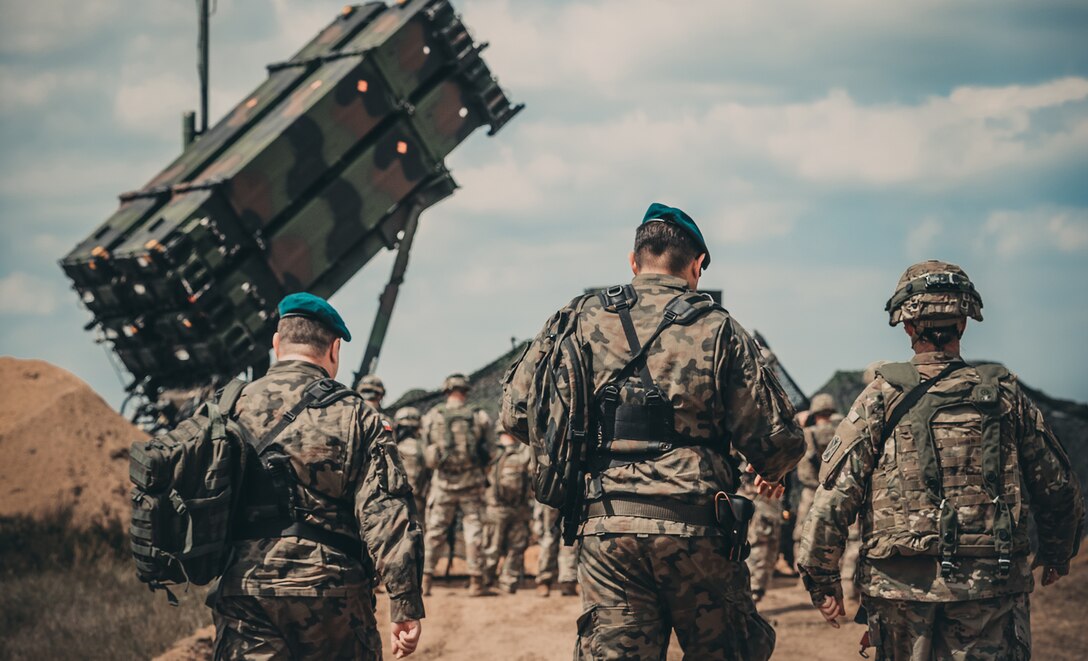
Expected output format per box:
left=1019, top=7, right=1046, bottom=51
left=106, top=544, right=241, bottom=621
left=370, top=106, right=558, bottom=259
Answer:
left=0, top=510, right=210, bottom=661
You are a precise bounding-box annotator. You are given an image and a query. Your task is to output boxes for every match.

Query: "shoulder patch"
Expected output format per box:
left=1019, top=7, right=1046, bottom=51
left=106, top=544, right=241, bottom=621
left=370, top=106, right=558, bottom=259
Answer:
left=818, top=414, right=868, bottom=488
left=821, top=436, right=841, bottom=462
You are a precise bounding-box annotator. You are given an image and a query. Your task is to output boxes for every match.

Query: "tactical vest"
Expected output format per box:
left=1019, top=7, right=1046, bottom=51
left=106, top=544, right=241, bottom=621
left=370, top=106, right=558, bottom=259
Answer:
left=592, top=285, right=726, bottom=470
left=432, top=405, right=488, bottom=473
left=869, top=362, right=1024, bottom=577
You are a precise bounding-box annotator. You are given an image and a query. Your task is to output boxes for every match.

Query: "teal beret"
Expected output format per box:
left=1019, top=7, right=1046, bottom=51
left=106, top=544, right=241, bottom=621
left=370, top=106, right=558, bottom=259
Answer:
left=641, top=202, right=711, bottom=270
left=278, top=292, right=351, bottom=341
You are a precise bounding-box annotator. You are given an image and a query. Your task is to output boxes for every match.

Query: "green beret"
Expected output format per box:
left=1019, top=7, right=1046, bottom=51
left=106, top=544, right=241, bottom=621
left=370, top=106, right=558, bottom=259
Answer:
left=278, top=292, right=351, bottom=341
left=641, top=202, right=711, bottom=270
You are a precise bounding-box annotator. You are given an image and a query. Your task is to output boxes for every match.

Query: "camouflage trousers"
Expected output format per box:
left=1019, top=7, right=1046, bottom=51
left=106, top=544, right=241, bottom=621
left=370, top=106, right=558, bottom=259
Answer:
left=744, top=494, right=782, bottom=597
left=537, top=504, right=578, bottom=585
left=841, top=521, right=861, bottom=601
left=863, top=593, right=1031, bottom=661
left=424, top=485, right=485, bottom=576
left=212, top=593, right=380, bottom=660
left=793, top=485, right=815, bottom=561
left=484, top=506, right=531, bottom=590
left=576, top=534, right=775, bottom=661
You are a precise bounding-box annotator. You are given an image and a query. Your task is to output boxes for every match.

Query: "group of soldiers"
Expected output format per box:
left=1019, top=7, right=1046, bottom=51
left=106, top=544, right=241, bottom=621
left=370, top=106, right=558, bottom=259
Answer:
left=355, top=373, right=578, bottom=599
left=203, top=202, right=1083, bottom=660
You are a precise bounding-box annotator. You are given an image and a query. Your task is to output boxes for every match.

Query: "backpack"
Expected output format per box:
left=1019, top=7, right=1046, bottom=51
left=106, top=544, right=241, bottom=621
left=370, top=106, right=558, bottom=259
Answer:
left=129, top=380, right=248, bottom=604
left=491, top=446, right=532, bottom=507
left=524, top=286, right=723, bottom=544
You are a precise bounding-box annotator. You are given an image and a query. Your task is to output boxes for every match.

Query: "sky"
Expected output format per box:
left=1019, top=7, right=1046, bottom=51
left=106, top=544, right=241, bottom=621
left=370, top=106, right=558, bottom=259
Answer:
left=1, top=0, right=1087, bottom=411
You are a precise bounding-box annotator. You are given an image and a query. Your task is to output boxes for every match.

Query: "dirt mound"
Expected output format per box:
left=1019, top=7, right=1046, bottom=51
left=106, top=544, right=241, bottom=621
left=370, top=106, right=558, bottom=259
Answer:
left=0, top=357, right=145, bottom=527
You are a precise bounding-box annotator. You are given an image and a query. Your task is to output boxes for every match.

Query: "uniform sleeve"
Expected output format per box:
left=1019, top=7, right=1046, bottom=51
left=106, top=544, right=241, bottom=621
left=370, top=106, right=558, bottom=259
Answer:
left=796, top=387, right=878, bottom=600
left=1017, top=391, right=1084, bottom=573
left=354, top=406, right=426, bottom=622
left=796, top=428, right=821, bottom=488
left=716, top=317, right=804, bottom=483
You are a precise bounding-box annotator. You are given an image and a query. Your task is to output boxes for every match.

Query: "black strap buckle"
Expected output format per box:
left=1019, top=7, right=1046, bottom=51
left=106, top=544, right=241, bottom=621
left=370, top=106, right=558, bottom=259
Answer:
left=997, top=557, right=1011, bottom=578
left=940, top=558, right=956, bottom=578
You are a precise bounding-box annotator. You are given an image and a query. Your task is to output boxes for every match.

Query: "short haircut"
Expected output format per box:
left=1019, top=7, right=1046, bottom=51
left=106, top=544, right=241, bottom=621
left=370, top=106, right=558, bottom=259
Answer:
left=277, top=316, right=336, bottom=355
left=633, top=221, right=701, bottom=274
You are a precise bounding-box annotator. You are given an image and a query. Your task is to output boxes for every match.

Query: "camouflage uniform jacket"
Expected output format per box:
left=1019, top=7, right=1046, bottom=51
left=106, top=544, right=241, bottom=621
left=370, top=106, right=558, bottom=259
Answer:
left=396, top=430, right=430, bottom=504
left=218, top=360, right=425, bottom=622
left=797, top=422, right=836, bottom=489
left=505, top=273, right=804, bottom=537
left=798, top=351, right=1084, bottom=602
left=421, top=400, right=493, bottom=492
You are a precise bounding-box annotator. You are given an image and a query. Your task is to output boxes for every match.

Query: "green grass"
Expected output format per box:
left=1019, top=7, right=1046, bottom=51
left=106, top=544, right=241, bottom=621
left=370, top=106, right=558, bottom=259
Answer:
left=0, top=511, right=210, bottom=661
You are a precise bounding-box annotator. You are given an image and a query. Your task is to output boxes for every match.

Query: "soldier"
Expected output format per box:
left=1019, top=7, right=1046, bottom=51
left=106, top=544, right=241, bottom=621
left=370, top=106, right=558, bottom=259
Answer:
left=213, top=293, right=423, bottom=659
left=740, top=458, right=784, bottom=604
left=421, top=373, right=494, bottom=597
left=483, top=424, right=533, bottom=593
left=358, top=374, right=395, bottom=432
left=394, top=406, right=430, bottom=520
left=502, top=203, right=805, bottom=660
left=794, top=392, right=837, bottom=563
left=798, top=260, right=1084, bottom=660
left=534, top=503, right=579, bottom=597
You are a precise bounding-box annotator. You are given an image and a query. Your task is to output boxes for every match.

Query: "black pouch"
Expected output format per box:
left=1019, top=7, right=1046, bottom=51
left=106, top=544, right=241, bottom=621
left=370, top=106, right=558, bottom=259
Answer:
left=714, top=491, right=754, bottom=561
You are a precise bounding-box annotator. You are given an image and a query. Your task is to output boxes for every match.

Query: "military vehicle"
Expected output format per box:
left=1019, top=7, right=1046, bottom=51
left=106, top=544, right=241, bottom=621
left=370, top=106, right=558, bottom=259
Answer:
left=59, top=1, right=521, bottom=422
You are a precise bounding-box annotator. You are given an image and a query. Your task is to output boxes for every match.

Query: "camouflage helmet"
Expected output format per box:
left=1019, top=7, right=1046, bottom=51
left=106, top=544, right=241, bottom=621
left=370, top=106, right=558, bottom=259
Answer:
left=394, top=406, right=422, bottom=428
left=810, top=393, right=836, bottom=415
left=886, top=260, right=983, bottom=328
left=863, top=360, right=889, bottom=384
left=443, top=373, right=471, bottom=393
left=357, top=374, right=385, bottom=398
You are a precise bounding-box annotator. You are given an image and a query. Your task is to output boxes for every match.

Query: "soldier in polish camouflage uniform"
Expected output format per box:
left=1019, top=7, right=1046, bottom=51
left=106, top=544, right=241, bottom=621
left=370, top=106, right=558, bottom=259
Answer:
left=794, top=392, right=837, bottom=563
left=394, top=406, right=430, bottom=519
left=421, top=373, right=494, bottom=597
left=502, top=204, right=804, bottom=660
left=534, top=503, right=579, bottom=597
left=798, top=261, right=1084, bottom=661
left=482, top=424, right=533, bottom=593
left=214, top=293, right=424, bottom=660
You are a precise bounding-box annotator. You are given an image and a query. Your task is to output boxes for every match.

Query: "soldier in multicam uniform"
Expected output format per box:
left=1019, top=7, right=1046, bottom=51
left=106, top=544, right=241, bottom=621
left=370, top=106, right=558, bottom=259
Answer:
left=740, top=457, right=784, bottom=603
left=394, top=406, right=430, bottom=520
left=502, top=204, right=804, bottom=660
left=798, top=260, right=1084, bottom=661
left=357, top=374, right=395, bottom=433
left=421, top=373, right=495, bottom=597
left=794, top=392, right=837, bottom=563
left=534, top=503, right=579, bottom=597
left=213, top=293, right=424, bottom=660
left=482, top=424, right=533, bottom=593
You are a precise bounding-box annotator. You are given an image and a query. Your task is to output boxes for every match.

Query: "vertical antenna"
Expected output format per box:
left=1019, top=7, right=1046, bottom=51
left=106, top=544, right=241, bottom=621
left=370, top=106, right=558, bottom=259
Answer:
left=198, top=0, right=210, bottom=135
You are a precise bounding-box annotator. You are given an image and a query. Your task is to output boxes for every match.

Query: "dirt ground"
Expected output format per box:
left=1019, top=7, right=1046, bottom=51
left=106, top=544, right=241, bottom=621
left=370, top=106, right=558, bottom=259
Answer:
left=159, top=558, right=1088, bottom=661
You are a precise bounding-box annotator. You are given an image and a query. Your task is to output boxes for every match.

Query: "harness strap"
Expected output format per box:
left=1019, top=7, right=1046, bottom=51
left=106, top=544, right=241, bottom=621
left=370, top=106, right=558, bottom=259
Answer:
left=253, top=378, right=340, bottom=456
left=235, top=519, right=362, bottom=560
left=585, top=495, right=717, bottom=527
left=879, top=361, right=963, bottom=446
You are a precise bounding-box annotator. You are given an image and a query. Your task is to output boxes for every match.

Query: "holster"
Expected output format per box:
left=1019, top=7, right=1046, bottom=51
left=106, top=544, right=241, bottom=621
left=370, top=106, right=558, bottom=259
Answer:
left=714, top=491, right=754, bottom=561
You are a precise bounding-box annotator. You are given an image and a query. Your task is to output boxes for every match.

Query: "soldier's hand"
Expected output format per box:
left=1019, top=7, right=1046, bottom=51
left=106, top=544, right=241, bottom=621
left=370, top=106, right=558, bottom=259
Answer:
left=818, top=594, right=846, bottom=628
left=746, top=465, right=785, bottom=499
left=391, top=619, right=422, bottom=658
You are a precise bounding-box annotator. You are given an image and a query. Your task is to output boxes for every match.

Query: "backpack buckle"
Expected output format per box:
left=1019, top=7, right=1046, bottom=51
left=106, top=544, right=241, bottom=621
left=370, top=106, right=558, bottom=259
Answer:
left=997, top=557, right=1011, bottom=578
left=940, top=558, right=956, bottom=578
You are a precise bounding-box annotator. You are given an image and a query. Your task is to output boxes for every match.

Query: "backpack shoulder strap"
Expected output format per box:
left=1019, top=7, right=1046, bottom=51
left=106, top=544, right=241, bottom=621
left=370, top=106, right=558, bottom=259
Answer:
left=877, top=362, right=920, bottom=389
left=251, top=378, right=344, bottom=456
left=877, top=361, right=963, bottom=446
left=217, top=378, right=248, bottom=416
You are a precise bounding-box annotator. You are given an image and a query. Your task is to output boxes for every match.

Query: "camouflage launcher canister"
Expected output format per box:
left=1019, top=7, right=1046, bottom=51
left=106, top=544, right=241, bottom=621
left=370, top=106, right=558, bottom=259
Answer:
left=60, top=0, right=521, bottom=394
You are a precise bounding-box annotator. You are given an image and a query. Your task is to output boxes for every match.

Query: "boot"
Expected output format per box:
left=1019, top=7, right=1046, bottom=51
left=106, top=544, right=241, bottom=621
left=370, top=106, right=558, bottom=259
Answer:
left=421, top=574, right=433, bottom=597
left=559, top=581, right=578, bottom=597
left=536, top=582, right=551, bottom=598
left=468, top=576, right=495, bottom=597
left=773, top=555, right=798, bottom=578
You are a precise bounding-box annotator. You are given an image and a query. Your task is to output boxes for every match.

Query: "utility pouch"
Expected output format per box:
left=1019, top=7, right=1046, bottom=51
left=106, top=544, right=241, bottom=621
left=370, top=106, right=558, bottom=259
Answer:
left=714, top=491, right=754, bottom=561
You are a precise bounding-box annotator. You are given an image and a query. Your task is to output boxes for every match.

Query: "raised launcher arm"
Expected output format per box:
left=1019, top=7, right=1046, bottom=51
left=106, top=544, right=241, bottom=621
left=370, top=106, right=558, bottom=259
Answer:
left=60, top=0, right=522, bottom=406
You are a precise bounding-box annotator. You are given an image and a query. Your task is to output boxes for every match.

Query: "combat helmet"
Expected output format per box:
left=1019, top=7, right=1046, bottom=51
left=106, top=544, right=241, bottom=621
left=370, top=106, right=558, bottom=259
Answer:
left=885, top=260, right=983, bottom=328
left=443, top=373, right=471, bottom=393
left=394, top=406, right=422, bottom=429
left=358, top=375, right=385, bottom=399
left=810, top=393, right=836, bottom=416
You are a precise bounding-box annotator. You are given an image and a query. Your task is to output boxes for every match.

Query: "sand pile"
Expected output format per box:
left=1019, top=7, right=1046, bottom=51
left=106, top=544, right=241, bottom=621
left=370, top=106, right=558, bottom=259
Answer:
left=0, top=357, right=145, bottom=527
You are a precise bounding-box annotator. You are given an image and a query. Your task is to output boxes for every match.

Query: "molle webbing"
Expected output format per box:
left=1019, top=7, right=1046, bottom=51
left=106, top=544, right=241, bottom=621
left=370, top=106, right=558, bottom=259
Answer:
left=880, top=362, right=1012, bottom=577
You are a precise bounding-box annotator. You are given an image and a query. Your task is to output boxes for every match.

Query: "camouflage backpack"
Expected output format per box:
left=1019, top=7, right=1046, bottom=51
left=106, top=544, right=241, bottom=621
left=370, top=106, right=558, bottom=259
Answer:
left=491, top=445, right=532, bottom=507
left=129, top=381, right=249, bottom=603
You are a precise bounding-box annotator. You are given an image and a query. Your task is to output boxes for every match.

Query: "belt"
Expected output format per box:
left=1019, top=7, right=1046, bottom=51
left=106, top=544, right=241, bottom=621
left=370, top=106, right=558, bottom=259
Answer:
left=584, top=495, right=718, bottom=527
left=235, top=519, right=363, bottom=560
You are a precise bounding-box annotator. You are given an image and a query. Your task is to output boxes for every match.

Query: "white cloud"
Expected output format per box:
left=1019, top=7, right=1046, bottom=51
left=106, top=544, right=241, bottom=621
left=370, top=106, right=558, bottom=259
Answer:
left=905, top=217, right=944, bottom=258
left=981, top=208, right=1088, bottom=257
left=0, top=272, right=61, bottom=316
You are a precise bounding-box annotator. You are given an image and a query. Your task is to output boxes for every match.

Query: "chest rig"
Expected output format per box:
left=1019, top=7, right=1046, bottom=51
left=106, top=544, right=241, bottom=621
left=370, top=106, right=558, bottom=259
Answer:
left=234, top=378, right=365, bottom=559
left=592, top=285, right=724, bottom=470
left=874, top=362, right=1021, bottom=578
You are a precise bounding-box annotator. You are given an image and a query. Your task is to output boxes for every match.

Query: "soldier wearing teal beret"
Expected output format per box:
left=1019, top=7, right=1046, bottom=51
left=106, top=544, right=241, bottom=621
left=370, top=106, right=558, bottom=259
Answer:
left=642, top=202, right=711, bottom=270
left=278, top=292, right=352, bottom=341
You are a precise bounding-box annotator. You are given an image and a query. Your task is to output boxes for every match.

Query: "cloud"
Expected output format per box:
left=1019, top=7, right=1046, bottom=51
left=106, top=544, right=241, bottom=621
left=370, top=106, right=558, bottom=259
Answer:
left=905, top=217, right=944, bottom=258
left=0, top=272, right=61, bottom=316
left=981, top=207, right=1088, bottom=257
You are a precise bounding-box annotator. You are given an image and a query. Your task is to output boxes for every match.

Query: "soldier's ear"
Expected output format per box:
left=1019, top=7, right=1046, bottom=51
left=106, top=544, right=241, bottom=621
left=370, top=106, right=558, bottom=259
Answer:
left=629, top=251, right=639, bottom=275
left=272, top=332, right=282, bottom=358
